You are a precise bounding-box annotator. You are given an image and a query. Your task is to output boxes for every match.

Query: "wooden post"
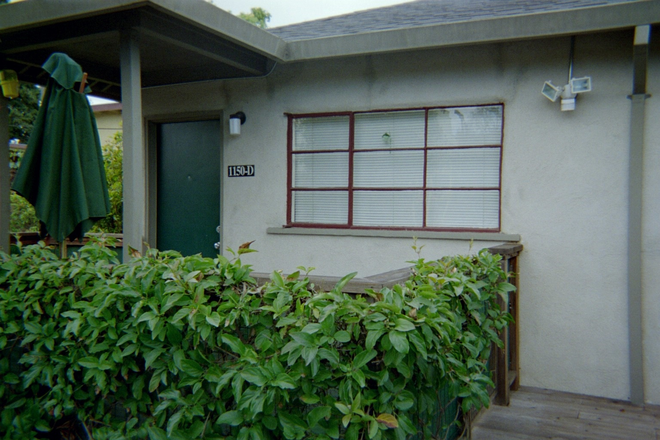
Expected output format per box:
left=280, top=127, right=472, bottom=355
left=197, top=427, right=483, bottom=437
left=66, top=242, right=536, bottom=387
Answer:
left=494, top=257, right=510, bottom=406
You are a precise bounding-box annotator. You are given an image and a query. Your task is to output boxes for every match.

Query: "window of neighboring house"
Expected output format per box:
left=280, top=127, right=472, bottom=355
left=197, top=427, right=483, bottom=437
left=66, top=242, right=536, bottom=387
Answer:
left=287, top=104, right=503, bottom=231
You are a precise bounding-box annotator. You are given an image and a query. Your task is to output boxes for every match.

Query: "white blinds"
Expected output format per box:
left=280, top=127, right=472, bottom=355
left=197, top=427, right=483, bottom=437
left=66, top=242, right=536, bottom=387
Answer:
left=426, top=148, right=500, bottom=188
left=293, top=153, right=348, bottom=188
left=292, top=191, right=348, bottom=224
left=427, top=106, right=502, bottom=147
left=293, top=116, right=349, bottom=151
left=355, top=111, right=425, bottom=150
left=426, top=190, right=499, bottom=229
left=354, top=191, right=423, bottom=227
left=353, top=150, right=424, bottom=188
left=290, top=105, right=503, bottom=229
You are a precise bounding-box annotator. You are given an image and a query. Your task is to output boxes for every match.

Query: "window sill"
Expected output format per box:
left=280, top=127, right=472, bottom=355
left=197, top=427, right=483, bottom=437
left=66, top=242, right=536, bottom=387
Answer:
left=266, top=227, right=520, bottom=242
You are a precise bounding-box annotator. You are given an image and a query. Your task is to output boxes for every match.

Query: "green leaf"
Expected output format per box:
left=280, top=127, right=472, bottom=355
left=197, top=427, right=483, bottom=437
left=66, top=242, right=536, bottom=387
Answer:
left=144, top=348, right=165, bottom=369
left=206, top=312, right=222, bottom=327
left=166, top=325, right=183, bottom=345
left=34, top=420, right=51, bottom=432
left=318, top=348, right=339, bottom=365
left=388, top=331, right=409, bottom=354
left=334, top=330, right=351, bottom=343
left=222, top=334, right=247, bottom=355
left=217, top=410, right=244, bottom=426
left=78, top=357, right=99, bottom=369
left=394, top=318, right=415, bottom=332
left=167, top=410, right=184, bottom=436
left=181, top=359, right=204, bottom=377
left=290, top=331, right=316, bottom=348
left=365, top=329, right=384, bottom=350
left=353, top=349, right=377, bottom=370
left=240, top=367, right=267, bottom=386
left=272, top=373, right=296, bottom=389
left=334, top=402, right=351, bottom=415
left=394, top=391, right=415, bottom=410
left=301, top=323, right=322, bottom=334
left=334, top=272, right=357, bottom=291
left=307, top=406, right=331, bottom=427
left=369, top=419, right=379, bottom=439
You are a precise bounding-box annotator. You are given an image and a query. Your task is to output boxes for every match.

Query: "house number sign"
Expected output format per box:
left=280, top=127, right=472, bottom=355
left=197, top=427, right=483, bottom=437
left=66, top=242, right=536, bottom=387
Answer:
left=227, top=165, right=255, bottom=177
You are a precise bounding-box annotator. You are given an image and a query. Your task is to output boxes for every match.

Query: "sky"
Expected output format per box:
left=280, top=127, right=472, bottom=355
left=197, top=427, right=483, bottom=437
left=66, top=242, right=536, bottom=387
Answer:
left=210, top=0, right=411, bottom=28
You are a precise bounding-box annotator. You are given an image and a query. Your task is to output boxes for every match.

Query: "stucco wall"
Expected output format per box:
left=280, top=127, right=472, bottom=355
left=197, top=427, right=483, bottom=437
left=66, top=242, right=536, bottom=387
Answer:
left=144, top=29, right=659, bottom=403
left=93, top=108, right=122, bottom=146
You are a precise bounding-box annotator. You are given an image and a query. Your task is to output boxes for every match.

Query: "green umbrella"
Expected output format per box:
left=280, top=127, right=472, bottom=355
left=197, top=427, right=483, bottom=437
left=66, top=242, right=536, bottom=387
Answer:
left=12, top=53, right=110, bottom=244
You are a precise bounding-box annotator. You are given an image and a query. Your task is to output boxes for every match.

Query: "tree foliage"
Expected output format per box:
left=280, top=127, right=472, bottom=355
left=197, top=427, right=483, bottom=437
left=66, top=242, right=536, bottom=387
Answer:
left=91, top=132, right=123, bottom=234
left=8, top=83, right=40, bottom=142
left=0, top=241, right=513, bottom=440
left=238, top=7, right=271, bottom=29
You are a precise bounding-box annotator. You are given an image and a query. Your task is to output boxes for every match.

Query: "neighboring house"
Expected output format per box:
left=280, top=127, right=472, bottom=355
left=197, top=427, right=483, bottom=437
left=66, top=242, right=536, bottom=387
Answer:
left=0, top=0, right=658, bottom=410
left=92, top=103, right=122, bottom=146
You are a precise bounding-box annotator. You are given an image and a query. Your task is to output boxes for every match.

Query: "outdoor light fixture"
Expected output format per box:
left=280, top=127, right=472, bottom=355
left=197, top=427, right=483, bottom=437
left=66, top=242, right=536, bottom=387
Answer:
left=229, top=111, right=246, bottom=136
left=570, top=76, right=592, bottom=94
left=541, top=37, right=592, bottom=112
left=541, top=81, right=563, bottom=102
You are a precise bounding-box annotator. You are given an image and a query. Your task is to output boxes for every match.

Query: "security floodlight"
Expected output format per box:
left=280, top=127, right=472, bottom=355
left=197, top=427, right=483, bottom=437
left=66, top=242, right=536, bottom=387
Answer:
left=570, top=76, right=592, bottom=94
left=542, top=81, right=563, bottom=102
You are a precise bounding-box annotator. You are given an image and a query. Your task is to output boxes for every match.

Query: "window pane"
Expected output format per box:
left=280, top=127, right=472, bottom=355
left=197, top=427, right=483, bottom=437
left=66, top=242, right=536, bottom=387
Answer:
left=354, top=150, right=424, bottom=188
left=293, top=116, right=349, bottom=151
left=354, top=191, right=423, bottom=227
left=427, top=106, right=502, bottom=147
left=427, top=148, right=500, bottom=188
left=355, top=111, right=425, bottom=150
left=293, top=191, right=348, bottom=224
left=293, top=152, right=348, bottom=188
left=426, top=190, right=499, bottom=229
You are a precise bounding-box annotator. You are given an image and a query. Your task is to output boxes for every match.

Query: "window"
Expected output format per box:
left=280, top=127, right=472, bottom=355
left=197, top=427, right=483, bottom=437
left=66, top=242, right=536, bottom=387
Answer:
left=287, top=105, right=503, bottom=231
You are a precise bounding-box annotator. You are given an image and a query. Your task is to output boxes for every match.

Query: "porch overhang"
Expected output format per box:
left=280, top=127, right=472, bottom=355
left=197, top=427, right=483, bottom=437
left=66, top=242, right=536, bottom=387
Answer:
left=0, top=0, right=286, bottom=100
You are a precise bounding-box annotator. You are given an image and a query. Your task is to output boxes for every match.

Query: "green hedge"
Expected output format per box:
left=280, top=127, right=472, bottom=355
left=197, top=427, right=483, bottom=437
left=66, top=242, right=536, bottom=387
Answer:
left=0, top=240, right=513, bottom=440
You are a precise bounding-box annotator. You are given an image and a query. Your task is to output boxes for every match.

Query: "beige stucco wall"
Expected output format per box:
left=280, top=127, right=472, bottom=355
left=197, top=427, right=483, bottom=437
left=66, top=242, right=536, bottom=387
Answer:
left=143, top=29, right=659, bottom=403
left=93, top=107, right=122, bottom=146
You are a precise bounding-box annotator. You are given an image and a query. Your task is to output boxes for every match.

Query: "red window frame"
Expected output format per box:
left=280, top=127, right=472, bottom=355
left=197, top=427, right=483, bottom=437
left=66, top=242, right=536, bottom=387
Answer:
left=286, top=105, right=503, bottom=232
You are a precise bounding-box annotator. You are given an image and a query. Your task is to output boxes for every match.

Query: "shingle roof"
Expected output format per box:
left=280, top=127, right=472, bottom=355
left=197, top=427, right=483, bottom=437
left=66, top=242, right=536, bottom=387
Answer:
left=268, top=0, right=644, bottom=41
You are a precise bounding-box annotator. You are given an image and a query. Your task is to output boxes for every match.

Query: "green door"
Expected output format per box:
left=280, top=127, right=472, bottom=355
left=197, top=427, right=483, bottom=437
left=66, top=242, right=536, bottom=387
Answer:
left=157, top=120, right=221, bottom=257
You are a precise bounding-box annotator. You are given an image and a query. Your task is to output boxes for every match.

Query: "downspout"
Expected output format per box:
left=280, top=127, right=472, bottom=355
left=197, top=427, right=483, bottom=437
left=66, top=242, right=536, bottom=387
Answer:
left=627, top=24, right=650, bottom=406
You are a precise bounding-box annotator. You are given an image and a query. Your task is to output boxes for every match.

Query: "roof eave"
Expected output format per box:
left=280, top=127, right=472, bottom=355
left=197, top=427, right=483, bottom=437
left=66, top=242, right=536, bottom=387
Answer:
left=0, top=0, right=288, bottom=62
left=284, top=1, right=660, bottom=62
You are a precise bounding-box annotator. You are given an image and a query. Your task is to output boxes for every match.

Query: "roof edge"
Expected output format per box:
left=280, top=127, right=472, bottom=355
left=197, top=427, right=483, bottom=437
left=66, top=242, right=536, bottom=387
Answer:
left=284, top=0, right=659, bottom=61
left=148, top=0, right=287, bottom=61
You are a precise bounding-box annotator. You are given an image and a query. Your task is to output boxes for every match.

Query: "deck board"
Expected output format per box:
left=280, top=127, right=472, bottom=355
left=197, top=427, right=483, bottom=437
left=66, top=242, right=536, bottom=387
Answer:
left=471, top=387, right=660, bottom=440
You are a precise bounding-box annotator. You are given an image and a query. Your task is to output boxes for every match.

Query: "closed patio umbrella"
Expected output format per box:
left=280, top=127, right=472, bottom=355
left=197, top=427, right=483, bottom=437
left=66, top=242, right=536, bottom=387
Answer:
left=12, top=53, right=110, bottom=245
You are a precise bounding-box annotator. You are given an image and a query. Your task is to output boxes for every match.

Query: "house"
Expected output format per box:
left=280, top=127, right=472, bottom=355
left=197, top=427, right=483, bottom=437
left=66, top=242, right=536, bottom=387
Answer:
left=0, top=0, right=657, bottom=409
left=92, top=102, right=123, bottom=146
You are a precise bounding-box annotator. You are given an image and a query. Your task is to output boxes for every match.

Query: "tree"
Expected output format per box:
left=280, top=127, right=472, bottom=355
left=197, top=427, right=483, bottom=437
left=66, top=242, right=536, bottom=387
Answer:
left=238, top=7, right=271, bottom=29
left=8, top=83, right=40, bottom=142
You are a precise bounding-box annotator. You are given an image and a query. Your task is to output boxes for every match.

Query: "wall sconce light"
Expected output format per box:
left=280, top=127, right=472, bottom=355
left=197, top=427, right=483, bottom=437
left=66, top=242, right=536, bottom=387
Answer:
left=229, top=111, right=246, bottom=136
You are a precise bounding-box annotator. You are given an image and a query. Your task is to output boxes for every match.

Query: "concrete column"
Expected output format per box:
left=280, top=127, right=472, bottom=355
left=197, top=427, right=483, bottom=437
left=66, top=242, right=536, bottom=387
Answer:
left=120, top=29, right=147, bottom=260
left=0, top=95, right=9, bottom=253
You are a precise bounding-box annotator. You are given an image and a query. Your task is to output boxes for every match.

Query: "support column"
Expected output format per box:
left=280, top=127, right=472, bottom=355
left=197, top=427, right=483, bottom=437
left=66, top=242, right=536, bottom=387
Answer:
left=627, top=24, right=650, bottom=406
left=120, top=29, right=147, bottom=260
left=0, top=95, right=9, bottom=253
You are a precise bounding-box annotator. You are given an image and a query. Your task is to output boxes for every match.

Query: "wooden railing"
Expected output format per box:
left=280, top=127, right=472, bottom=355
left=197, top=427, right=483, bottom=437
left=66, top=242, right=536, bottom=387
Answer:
left=487, top=243, right=523, bottom=406
left=9, top=232, right=124, bottom=259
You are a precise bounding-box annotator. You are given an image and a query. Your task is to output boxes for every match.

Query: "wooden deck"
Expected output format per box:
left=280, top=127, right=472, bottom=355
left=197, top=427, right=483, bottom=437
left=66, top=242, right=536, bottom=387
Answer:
left=470, top=387, right=660, bottom=440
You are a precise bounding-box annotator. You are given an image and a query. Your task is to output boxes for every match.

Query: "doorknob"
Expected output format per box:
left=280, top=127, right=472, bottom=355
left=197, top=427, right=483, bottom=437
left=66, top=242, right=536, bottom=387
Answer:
left=214, top=242, right=221, bottom=250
